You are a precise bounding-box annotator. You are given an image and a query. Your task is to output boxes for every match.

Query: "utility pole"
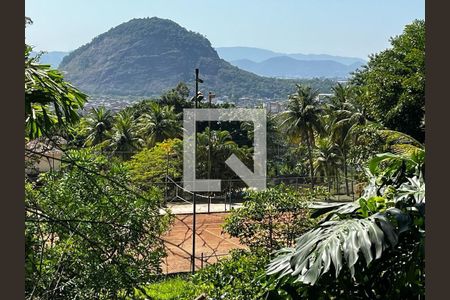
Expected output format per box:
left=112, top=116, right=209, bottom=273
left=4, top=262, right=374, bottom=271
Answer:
left=192, top=68, right=203, bottom=273
left=207, top=92, right=215, bottom=214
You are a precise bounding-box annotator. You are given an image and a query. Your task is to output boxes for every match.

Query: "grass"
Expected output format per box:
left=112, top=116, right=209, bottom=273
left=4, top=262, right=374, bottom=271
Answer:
left=132, top=276, right=203, bottom=300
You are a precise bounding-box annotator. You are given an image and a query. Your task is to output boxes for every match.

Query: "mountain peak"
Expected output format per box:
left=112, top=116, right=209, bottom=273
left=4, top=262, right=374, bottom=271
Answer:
left=59, top=17, right=222, bottom=96
left=58, top=18, right=334, bottom=98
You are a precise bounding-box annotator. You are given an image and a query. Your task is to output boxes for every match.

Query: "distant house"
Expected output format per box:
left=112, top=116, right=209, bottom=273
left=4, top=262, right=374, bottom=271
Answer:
left=25, top=138, right=65, bottom=175
left=263, top=101, right=286, bottom=113
left=316, top=93, right=334, bottom=102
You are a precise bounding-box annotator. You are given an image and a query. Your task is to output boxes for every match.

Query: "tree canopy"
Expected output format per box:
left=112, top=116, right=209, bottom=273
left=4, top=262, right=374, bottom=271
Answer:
left=352, top=20, right=425, bottom=142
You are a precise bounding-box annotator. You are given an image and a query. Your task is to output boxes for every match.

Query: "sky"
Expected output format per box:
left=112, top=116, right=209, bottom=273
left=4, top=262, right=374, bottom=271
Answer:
left=25, top=0, right=425, bottom=59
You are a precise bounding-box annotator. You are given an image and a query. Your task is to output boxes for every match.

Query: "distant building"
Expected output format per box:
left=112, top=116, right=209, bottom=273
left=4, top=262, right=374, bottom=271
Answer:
left=316, top=93, right=334, bottom=102
left=263, top=101, right=286, bottom=113
left=25, top=138, right=65, bottom=175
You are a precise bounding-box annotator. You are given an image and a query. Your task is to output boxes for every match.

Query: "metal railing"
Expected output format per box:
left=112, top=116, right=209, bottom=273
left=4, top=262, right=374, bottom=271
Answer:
left=155, top=175, right=364, bottom=214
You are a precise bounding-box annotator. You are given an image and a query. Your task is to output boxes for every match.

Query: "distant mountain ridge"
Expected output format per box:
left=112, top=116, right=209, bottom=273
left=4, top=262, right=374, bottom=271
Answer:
left=216, top=46, right=366, bottom=65
left=216, top=47, right=365, bottom=78
left=30, top=51, right=69, bottom=69
left=32, top=46, right=365, bottom=83
left=230, top=56, right=364, bottom=79
left=58, top=17, right=336, bottom=99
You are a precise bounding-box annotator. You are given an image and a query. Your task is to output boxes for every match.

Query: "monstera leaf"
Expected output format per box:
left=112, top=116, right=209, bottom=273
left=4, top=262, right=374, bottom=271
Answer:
left=396, top=175, right=425, bottom=204
left=267, top=150, right=424, bottom=289
left=267, top=217, right=397, bottom=285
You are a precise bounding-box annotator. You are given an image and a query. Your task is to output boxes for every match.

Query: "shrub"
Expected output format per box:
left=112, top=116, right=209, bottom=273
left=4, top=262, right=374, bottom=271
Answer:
left=192, top=249, right=274, bottom=300
left=223, top=186, right=320, bottom=252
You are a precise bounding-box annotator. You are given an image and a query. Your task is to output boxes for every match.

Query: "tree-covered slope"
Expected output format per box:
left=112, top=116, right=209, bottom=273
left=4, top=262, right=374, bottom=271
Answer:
left=59, top=17, right=334, bottom=98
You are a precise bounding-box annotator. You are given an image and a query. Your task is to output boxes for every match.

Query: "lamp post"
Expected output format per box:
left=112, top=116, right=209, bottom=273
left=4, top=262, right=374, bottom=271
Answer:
left=207, top=92, right=215, bottom=213
left=192, top=68, right=203, bottom=273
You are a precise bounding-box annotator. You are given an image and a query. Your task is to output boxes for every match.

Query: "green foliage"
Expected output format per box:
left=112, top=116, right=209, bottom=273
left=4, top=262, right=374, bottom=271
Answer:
left=83, top=106, right=114, bottom=146
left=196, top=128, right=252, bottom=181
left=223, top=186, right=318, bottom=252
left=159, top=82, right=192, bottom=113
left=137, top=102, right=181, bottom=147
left=313, top=138, right=341, bottom=189
left=25, top=149, right=171, bottom=299
left=347, top=124, right=385, bottom=171
left=104, top=110, right=144, bottom=159
left=320, top=83, right=367, bottom=194
left=277, top=84, right=325, bottom=187
left=352, top=20, right=425, bottom=142
left=192, top=250, right=275, bottom=300
left=126, top=138, right=183, bottom=186
left=267, top=150, right=425, bottom=299
left=132, top=276, right=202, bottom=300
left=25, top=44, right=87, bottom=139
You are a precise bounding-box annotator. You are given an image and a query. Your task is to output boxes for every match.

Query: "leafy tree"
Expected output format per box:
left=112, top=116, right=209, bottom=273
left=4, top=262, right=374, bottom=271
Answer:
left=277, top=84, right=325, bottom=188
left=345, top=126, right=380, bottom=170
left=126, top=138, right=183, bottom=186
left=25, top=44, right=87, bottom=139
left=223, top=186, right=318, bottom=253
left=159, top=82, right=192, bottom=113
left=25, top=150, right=171, bottom=299
left=126, top=99, right=158, bottom=120
left=351, top=20, right=425, bottom=142
left=267, top=150, right=425, bottom=299
left=243, top=114, right=286, bottom=177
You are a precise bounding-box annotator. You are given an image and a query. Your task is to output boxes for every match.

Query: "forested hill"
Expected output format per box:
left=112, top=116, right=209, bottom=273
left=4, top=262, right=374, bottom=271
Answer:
left=59, top=17, right=335, bottom=99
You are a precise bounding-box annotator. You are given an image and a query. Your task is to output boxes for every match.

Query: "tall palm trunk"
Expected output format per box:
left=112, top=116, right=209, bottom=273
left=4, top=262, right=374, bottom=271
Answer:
left=343, top=151, right=349, bottom=196
left=326, top=169, right=331, bottom=202
left=335, top=173, right=340, bottom=194
left=306, top=133, right=315, bottom=189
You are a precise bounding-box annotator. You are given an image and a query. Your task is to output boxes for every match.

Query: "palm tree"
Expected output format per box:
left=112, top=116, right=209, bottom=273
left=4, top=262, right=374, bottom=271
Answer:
left=328, top=83, right=366, bottom=195
left=105, top=111, right=143, bottom=159
left=196, top=128, right=251, bottom=180
left=137, top=102, right=181, bottom=147
left=25, top=44, right=87, bottom=139
left=313, top=138, right=342, bottom=195
left=277, top=84, right=325, bottom=188
left=83, top=106, right=114, bottom=147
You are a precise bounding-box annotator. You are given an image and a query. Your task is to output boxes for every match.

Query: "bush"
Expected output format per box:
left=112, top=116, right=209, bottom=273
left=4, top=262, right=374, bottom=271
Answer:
left=192, top=250, right=274, bottom=300
left=223, top=186, right=319, bottom=252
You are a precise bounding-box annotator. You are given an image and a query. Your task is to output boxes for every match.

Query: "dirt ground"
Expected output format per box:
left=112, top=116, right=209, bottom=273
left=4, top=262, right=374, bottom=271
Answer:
left=161, top=212, right=246, bottom=274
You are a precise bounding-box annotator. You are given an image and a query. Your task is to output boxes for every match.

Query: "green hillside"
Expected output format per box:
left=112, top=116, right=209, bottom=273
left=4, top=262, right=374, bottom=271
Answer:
left=59, top=17, right=334, bottom=99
